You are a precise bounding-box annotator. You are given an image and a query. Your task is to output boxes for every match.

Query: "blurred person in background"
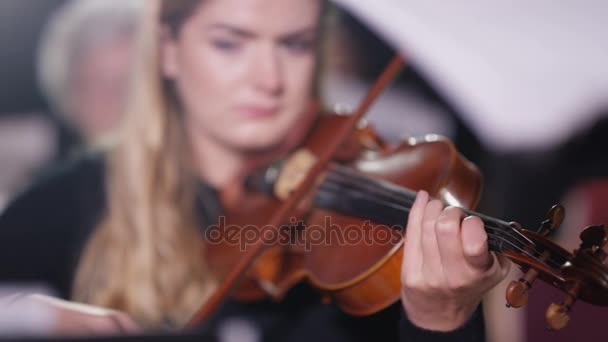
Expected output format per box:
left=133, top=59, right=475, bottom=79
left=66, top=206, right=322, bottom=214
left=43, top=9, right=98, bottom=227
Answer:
left=0, top=0, right=142, bottom=214
left=37, top=0, right=142, bottom=150
left=0, top=0, right=509, bottom=339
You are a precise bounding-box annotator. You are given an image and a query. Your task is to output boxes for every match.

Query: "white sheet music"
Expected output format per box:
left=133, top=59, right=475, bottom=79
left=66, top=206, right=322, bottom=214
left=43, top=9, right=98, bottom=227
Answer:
left=333, top=0, right=608, bottom=151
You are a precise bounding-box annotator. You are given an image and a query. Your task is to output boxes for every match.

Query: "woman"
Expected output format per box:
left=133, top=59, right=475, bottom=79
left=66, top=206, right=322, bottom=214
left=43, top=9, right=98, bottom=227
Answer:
left=0, top=0, right=509, bottom=339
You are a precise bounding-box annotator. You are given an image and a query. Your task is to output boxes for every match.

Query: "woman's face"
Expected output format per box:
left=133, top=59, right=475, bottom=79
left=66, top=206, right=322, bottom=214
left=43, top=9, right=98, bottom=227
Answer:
left=162, top=0, right=321, bottom=153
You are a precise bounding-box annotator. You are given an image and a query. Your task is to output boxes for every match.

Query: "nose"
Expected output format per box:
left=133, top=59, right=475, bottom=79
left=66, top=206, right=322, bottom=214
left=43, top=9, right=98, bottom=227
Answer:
left=252, top=44, right=284, bottom=96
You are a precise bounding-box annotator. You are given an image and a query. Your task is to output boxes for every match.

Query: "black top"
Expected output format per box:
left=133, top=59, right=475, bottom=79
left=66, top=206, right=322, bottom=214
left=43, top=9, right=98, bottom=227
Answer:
left=0, top=154, right=485, bottom=341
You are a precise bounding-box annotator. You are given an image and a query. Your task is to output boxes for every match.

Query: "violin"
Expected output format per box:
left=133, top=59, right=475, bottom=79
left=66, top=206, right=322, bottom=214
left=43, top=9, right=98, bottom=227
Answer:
left=189, top=56, right=608, bottom=331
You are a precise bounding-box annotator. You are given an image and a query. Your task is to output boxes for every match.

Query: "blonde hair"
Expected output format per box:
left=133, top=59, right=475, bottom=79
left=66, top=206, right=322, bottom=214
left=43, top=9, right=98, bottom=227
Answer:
left=72, top=0, right=215, bottom=327
left=72, top=0, right=331, bottom=328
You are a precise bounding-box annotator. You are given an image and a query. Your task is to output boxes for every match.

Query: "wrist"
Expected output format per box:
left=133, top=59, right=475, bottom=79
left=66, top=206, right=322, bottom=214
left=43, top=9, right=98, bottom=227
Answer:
left=401, top=299, right=480, bottom=332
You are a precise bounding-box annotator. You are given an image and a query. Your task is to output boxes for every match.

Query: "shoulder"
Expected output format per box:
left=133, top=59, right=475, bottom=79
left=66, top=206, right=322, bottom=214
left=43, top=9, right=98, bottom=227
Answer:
left=0, top=150, right=107, bottom=229
left=34, top=150, right=106, bottom=191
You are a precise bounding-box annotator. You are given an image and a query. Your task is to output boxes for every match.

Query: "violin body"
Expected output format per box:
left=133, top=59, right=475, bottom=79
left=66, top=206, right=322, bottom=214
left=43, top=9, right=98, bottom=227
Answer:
left=205, top=113, right=483, bottom=315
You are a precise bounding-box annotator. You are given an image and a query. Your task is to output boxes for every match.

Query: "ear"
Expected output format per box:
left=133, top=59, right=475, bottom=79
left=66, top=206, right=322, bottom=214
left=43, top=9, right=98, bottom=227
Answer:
left=160, top=25, right=180, bottom=80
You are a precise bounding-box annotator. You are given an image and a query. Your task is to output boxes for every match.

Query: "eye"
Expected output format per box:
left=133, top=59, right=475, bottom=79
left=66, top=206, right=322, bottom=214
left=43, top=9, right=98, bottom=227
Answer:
left=282, top=38, right=314, bottom=54
left=211, top=39, right=241, bottom=52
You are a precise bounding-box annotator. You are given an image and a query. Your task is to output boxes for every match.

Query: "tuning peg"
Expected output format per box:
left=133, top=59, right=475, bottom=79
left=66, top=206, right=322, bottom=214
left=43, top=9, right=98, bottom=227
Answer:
left=506, top=253, right=550, bottom=308
left=505, top=222, right=530, bottom=308
left=578, top=224, right=607, bottom=257
left=505, top=206, right=566, bottom=308
left=506, top=279, right=532, bottom=308
left=546, top=303, right=571, bottom=331
left=544, top=225, right=608, bottom=330
left=506, top=265, right=545, bottom=308
left=506, top=247, right=551, bottom=308
left=538, top=205, right=565, bottom=237
left=546, top=282, right=580, bottom=330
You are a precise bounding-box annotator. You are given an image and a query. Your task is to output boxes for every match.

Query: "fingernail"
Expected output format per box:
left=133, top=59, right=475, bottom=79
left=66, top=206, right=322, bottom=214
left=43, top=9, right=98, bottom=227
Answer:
left=417, top=190, right=428, bottom=202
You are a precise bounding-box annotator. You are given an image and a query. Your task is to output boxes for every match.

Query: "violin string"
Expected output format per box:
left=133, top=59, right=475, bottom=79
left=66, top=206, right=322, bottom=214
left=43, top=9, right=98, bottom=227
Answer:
left=317, top=170, right=564, bottom=269
left=321, top=168, right=532, bottom=247
left=319, top=172, right=565, bottom=269
left=315, top=183, right=564, bottom=270
left=320, top=172, right=517, bottom=242
left=315, top=186, right=561, bottom=270
left=324, top=165, right=536, bottom=247
left=322, top=179, right=565, bottom=270
left=328, top=164, right=535, bottom=244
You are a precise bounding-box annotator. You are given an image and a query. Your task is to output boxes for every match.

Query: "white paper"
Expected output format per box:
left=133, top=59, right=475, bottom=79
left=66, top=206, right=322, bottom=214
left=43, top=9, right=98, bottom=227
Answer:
left=333, top=0, right=608, bottom=151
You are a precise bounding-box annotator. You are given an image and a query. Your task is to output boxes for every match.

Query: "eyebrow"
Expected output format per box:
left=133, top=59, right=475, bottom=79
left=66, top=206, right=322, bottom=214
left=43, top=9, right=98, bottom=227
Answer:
left=207, top=23, right=317, bottom=40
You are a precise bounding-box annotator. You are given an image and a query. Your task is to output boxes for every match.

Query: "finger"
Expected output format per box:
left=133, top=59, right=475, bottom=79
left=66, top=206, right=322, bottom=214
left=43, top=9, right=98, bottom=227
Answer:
left=434, top=206, right=468, bottom=287
left=402, top=190, right=429, bottom=272
left=401, top=190, right=429, bottom=286
left=473, top=253, right=513, bottom=295
left=461, top=216, right=492, bottom=271
left=421, top=199, right=445, bottom=282
left=30, top=295, right=137, bottom=336
left=81, top=311, right=140, bottom=336
left=89, top=314, right=125, bottom=335
left=110, top=311, right=142, bottom=334
left=493, top=253, right=512, bottom=281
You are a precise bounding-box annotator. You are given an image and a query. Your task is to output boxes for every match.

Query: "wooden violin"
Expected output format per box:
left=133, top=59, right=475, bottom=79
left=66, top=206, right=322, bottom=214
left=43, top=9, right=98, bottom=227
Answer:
left=189, top=56, right=608, bottom=331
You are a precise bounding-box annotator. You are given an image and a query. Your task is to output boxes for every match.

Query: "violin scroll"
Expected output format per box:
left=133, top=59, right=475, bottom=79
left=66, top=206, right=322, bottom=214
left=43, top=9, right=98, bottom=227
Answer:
left=503, top=204, right=608, bottom=330
left=506, top=205, right=564, bottom=309
left=546, top=224, right=608, bottom=330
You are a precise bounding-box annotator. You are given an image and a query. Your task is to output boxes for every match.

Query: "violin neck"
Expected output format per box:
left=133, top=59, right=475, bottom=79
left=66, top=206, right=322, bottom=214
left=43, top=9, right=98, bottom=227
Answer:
left=313, top=165, right=524, bottom=255
left=247, top=162, right=524, bottom=255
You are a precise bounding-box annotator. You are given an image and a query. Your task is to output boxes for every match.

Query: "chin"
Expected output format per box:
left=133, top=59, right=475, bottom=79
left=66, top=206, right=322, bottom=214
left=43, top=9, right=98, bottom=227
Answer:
left=229, top=120, right=293, bottom=151
left=231, top=133, right=286, bottom=153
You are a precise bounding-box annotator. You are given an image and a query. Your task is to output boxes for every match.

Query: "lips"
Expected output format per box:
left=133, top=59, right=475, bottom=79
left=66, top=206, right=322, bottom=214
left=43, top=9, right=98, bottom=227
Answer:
left=238, top=105, right=280, bottom=118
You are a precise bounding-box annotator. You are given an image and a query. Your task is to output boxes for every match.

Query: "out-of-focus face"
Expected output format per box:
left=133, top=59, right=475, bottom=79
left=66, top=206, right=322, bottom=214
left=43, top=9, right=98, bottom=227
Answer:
left=162, top=0, right=321, bottom=153
left=69, top=35, right=133, bottom=141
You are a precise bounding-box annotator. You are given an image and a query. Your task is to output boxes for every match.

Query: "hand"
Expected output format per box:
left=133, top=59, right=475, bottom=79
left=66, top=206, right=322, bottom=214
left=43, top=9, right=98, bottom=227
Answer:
left=400, top=191, right=510, bottom=331
left=4, top=294, right=141, bottom=336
